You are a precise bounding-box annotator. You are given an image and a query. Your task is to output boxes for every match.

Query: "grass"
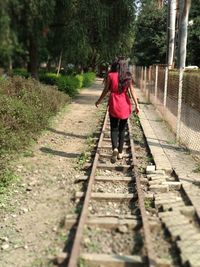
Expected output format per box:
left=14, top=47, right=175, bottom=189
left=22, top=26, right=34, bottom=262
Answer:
left=144, top=198, right=154, bottom=209
left=75, top=202, right=83, bottom=214
left=23, top=150, right=35, bottom=157
left=83, top=226, right=102, bottom=253
left=193, top=164, right=200, bottom=173
left=76, top=133, right=97, bottom=169
left=0, top=170, right=19, bottom=195
left=146, top=155, right=154, bottom=163
left=132, top=112, right=141, bottom=127
left=31, top=258, right=54, bottom=267
left=78, top=258, right=88, bottom=267
left=77, top=152, right=90, bottom=168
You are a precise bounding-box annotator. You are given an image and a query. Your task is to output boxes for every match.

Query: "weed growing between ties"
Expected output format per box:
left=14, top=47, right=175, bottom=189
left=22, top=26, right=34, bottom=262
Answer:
left=193, top=163, right=200, bottom=173
left=78, top=258, right=87, bottom=267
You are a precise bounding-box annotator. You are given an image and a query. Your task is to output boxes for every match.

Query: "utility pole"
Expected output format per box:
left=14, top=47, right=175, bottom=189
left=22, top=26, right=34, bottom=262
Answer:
left=177, top=0, right=191, bottom=69
left=167, top=0, right=177, bottom=68
left=176, top=0, right=191, bottom=141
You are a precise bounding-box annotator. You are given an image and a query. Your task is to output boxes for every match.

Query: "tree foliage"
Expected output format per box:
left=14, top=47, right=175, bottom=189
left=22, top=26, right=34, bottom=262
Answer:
left=187, top=0, right=200, bottom=66
left=0, top=0, right=136, bottom=74
left=0, top=0, right=199, bottom=72
left=133, top=0, right=167, bottom=66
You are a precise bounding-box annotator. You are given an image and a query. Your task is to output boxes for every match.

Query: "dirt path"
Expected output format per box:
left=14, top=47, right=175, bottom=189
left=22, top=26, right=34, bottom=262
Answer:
left=0, top=79, right=104, bottom=267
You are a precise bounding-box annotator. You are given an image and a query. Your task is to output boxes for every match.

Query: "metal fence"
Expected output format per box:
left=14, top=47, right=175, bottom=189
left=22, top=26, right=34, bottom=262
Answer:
left=133, top=65, right=200, bottom=155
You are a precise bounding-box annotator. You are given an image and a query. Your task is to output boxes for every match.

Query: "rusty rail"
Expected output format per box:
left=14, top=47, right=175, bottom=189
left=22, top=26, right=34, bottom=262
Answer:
left=67, top=110, right=109, bottom=267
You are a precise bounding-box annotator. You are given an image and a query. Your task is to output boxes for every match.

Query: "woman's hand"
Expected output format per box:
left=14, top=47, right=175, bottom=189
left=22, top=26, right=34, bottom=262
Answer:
left=135, top=105, right=140, bottom=115
left=95, top=100, right=100, bottom=107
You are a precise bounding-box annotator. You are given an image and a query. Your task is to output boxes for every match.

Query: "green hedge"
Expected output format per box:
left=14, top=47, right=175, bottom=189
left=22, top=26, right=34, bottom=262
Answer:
left=40, top=72, right=96, bottom=97
left=39, top=72, right=60, bottom=85
left=0, top=76, right=69, bottom=185
left=57, top=76, right=80, bottom=97
left=11, top=69, right=96, bottom=97
left=82, top=72, right=96, bottom=87
left=12, top=68, right=30, bottom=78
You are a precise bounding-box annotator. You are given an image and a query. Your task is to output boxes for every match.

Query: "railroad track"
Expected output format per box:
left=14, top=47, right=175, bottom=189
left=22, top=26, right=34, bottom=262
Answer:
left=65, top=110, right=156, bottom=267
left=63, top=107, right=200, bottom=267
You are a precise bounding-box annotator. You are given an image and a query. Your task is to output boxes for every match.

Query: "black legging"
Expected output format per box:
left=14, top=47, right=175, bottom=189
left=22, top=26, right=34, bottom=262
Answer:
left=109, top=115, right=127, bottom=153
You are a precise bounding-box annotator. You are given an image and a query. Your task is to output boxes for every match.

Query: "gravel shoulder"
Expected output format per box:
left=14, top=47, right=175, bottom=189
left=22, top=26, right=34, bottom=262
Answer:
left=0, top=79, right=103, bottom=267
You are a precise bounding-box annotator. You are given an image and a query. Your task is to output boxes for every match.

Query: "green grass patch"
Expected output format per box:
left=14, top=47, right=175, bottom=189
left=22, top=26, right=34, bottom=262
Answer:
left=144, top=198, right=154, bottom=209
left=0, top=170, right=19, bottom=194
left=193, top=164, right=200, bottom=173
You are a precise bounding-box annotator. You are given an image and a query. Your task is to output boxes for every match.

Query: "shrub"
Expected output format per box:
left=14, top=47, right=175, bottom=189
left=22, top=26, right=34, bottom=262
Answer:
left=57, top=76, right=79, bottom=97
left=82, top=72, right=96, bottom=87
left=0, top=76, right=69, bottom=185
left=12, top=68, right=30, bottom=78
left=39, top=72, right=60, bottom=85
left=75, top=74, right=84, bottom=89
left=39, top=72, right=96, bottom=96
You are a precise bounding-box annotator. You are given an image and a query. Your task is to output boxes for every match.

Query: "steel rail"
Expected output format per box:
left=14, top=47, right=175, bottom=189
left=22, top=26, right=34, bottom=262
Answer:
left=67, top=110, right=109, bottom=267
left=128, top=119, right=157, bottom=267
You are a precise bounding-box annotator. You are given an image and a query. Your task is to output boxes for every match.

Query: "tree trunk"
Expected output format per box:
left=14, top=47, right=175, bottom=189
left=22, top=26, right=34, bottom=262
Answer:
left=28, top=35, right=38, bottom=79
left=177, top=0, right=191, bottom=69
left=8, top=55, right=13, bottom=71
left=167, top=0, right=177, bottom=68
left=57, top=49, right=63, bottom=76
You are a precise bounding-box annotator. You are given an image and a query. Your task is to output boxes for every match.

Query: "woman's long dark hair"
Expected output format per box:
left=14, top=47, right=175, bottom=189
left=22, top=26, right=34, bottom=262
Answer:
left=110, top=62, right=119, bottom=72
left=110, top=62, right=133, bottom=93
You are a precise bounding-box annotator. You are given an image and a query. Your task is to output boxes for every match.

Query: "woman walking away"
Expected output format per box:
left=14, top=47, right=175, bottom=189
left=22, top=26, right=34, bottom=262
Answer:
left=95, top=62, right=139, bottom=163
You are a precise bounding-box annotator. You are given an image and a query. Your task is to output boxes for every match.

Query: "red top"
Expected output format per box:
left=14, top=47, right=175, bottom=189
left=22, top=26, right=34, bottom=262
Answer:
left=108, top=72, right=132, bottom=119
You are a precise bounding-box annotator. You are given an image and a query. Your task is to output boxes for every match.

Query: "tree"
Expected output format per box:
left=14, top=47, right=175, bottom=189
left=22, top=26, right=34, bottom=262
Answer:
left=49, top=0, right=136, bottom=71
left=0, top=0, right=137, bottom=74
left=0, top=0, right=18, bottom=70
left=187, top=0, right=200, bottom=66
left=133, top=0, right=167, bottom=66
left=9, top=0, right=56, bottom=77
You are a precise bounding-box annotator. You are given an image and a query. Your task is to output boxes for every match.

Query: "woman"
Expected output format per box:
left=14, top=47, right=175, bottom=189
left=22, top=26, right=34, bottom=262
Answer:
left=95, top=62, right=139, bottom=163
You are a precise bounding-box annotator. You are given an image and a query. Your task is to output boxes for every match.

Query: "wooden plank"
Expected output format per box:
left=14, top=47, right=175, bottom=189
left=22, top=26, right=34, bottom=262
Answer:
left=103, top=137, right=129, bottom=142
left=99, top=153, right=131, bottom=159
left=76, top=176, right=135, bottom=182
left=80, top=253, right=144, bottom=267
left=100, top=145, right=130, bottom=149
left=97, top=164, right=131, bottom=172
left=95, top=176, right=134, bottom=182
left=75, top=192, right=135, bottom=200
left=65, top=217, right=140, bottom=229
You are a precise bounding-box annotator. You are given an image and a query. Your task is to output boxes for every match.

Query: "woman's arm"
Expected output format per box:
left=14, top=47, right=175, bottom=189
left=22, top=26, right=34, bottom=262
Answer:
left=95, top=77, right=110, bottom=107
left=129, top=82, right=140, bottom=114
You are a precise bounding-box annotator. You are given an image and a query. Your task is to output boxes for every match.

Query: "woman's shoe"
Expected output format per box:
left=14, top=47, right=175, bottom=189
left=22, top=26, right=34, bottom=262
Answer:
left=111, top=148, right=118, bottom=163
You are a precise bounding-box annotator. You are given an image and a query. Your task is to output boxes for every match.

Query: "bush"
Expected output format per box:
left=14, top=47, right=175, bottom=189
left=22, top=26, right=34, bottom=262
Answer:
left=75, top=74, right=84, bottom=89
left=82, top=72, right=96, bottom=87
left=0, top=76, right=70, bottom=185
left=39, top=72, right=60, bottom=85
left=57, top=76, right=80, bottom=97
left=12, top=68, right=30, bottom=78
left=40, top=72, right=96, bottom=97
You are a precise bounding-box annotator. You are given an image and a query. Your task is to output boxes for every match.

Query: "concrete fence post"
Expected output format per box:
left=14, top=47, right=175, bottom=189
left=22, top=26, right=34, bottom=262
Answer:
left=144, top=66, right=147, bottom=96
left=176, top=68, right=184, bottom=141
left=163, top=66, right=169, bottom=107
